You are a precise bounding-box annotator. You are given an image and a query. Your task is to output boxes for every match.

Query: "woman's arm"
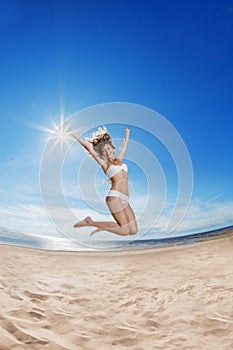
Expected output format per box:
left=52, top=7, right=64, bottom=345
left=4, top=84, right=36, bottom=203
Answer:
left=116, top=127, right=130, bottom=160
left=70, top=130, right=106, bottom=167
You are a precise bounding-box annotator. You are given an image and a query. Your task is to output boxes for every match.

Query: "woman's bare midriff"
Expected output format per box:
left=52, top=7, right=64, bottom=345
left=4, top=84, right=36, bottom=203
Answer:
left=109, top=173, right=128, bottom=196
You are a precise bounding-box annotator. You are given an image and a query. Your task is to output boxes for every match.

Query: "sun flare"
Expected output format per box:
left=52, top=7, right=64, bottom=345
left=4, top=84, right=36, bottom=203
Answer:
left=49, top=121, right=73, bottom=148
left=29, top=116, right=75, bottom=151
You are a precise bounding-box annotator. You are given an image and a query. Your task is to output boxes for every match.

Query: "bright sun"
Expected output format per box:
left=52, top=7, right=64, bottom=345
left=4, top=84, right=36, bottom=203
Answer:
left=49, top=121, right=72, bottom=148
left=29, top=115, right=75, bottom=151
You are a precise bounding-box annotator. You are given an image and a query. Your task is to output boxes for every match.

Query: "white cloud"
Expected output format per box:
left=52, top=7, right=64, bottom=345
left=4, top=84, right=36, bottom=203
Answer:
left=0, top=201, right=114, bottom=240
left=1, top=135, right=232, bottom=241
left=0, top=194, right=232, bottom=243
left=0, top=204, right=58, bottom=236
left=144, top=197, right=233, bottom=237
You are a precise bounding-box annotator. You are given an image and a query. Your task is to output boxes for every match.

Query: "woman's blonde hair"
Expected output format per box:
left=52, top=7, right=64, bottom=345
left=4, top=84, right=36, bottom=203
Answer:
left=85, top=126, right=115, bottom=158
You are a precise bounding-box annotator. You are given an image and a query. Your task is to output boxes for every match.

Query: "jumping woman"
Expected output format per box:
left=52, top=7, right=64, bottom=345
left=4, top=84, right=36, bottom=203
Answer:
left=71, top=126, right=138, bottom=236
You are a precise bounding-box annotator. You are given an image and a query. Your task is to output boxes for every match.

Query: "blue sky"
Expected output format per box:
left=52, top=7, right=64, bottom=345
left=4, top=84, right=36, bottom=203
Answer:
left=0, top=0, right=232, bottom=241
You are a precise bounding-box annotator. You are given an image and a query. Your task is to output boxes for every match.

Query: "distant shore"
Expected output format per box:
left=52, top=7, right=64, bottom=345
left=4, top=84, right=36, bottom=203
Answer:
left=1, top=229, right=233, bottom=349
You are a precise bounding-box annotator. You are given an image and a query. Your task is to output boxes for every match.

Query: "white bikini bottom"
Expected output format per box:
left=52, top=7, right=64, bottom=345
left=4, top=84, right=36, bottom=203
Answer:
left=106, top=190, right=129, bottom=204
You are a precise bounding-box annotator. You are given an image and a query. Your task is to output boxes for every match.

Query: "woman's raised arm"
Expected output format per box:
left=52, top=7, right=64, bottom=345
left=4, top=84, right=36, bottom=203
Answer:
left=116, top=127, right=130, bottom=160
left=70, top=130, right=106, bottom=167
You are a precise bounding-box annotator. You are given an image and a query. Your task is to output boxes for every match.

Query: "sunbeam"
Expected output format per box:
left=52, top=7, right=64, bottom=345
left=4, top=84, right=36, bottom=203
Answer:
left=27, top=116, right=75, bottom=152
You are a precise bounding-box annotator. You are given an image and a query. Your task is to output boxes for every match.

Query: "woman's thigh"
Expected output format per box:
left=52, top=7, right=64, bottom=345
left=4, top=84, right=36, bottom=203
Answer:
left=125, top=204, right=138, bottom=233
left=125, top=203, right=136, bottom=221
left=106, top=197, right=129, bottom=226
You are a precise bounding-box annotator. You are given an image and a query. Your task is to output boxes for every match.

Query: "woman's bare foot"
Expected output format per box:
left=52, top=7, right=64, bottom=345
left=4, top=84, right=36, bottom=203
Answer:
left=73, top=216, right=93, bottom=228
left=90, top=227, right=103, bottom=236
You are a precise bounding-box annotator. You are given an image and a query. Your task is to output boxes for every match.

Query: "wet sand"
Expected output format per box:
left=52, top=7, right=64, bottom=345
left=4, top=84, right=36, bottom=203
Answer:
left=1, top=230, right=233, bottom=349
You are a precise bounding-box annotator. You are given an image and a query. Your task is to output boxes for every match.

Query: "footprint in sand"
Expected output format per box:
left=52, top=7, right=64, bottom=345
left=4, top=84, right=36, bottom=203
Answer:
left=112, top=336, right=139, bottom=346
left=0, top=317, right=48, bottom=345
left=23, top=290, right=49, bottom=301
left=29, top=310, right=46, bottom=321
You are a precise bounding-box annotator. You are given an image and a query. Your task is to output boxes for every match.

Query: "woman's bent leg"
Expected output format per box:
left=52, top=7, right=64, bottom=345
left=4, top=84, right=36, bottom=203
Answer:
left=73, top=197, right=137, bottom=236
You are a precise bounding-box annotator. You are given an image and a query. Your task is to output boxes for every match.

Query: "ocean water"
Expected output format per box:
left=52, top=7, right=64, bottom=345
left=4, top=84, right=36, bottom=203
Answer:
left=0, top=225, right=232, bottom=252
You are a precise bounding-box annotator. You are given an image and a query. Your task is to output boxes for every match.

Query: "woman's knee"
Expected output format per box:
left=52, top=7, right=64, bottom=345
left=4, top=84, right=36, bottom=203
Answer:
left=120, top=224, right=132, bottom=236
left=120, top=221, right=138, bottom=236
left=129, top=222, right=138, bottom=235
left=118, top=222, right=138, bottom=236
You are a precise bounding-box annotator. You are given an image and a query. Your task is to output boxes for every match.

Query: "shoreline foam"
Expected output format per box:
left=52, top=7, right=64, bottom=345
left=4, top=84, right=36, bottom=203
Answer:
left=1, top=225, right=232, bottom=254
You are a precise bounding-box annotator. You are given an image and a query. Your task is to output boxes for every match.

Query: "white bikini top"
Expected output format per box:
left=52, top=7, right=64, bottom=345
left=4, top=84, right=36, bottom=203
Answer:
left=106, top=163, right=128, bottom=178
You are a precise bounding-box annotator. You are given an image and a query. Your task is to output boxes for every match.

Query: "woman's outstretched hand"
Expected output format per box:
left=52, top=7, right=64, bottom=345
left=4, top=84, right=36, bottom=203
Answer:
left=68, top=128, right=77, bottom=139
left=68, top=128, right=93, bottom=152
left=123, top=127, right=130, bottom=138
left=68, top=128, right=84, bottom=144
left=123, top=126, right=130, bottom=134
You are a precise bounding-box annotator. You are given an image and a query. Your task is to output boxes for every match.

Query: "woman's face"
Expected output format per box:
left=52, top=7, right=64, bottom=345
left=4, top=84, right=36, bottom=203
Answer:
left=101, top=143, right=115, bottom=160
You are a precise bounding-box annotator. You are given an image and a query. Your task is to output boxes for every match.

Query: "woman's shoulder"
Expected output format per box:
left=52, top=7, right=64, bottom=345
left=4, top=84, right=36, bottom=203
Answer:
left=113, top=158, right=123, bottom=165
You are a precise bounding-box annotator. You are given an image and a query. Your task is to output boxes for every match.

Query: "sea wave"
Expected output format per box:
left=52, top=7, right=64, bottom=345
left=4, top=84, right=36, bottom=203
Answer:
left=0, top=225, right=233, bottom=252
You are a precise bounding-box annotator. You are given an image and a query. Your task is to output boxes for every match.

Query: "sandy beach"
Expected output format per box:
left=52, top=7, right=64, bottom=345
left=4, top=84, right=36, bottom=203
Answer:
left=1, top=230, right=233, bottom=350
